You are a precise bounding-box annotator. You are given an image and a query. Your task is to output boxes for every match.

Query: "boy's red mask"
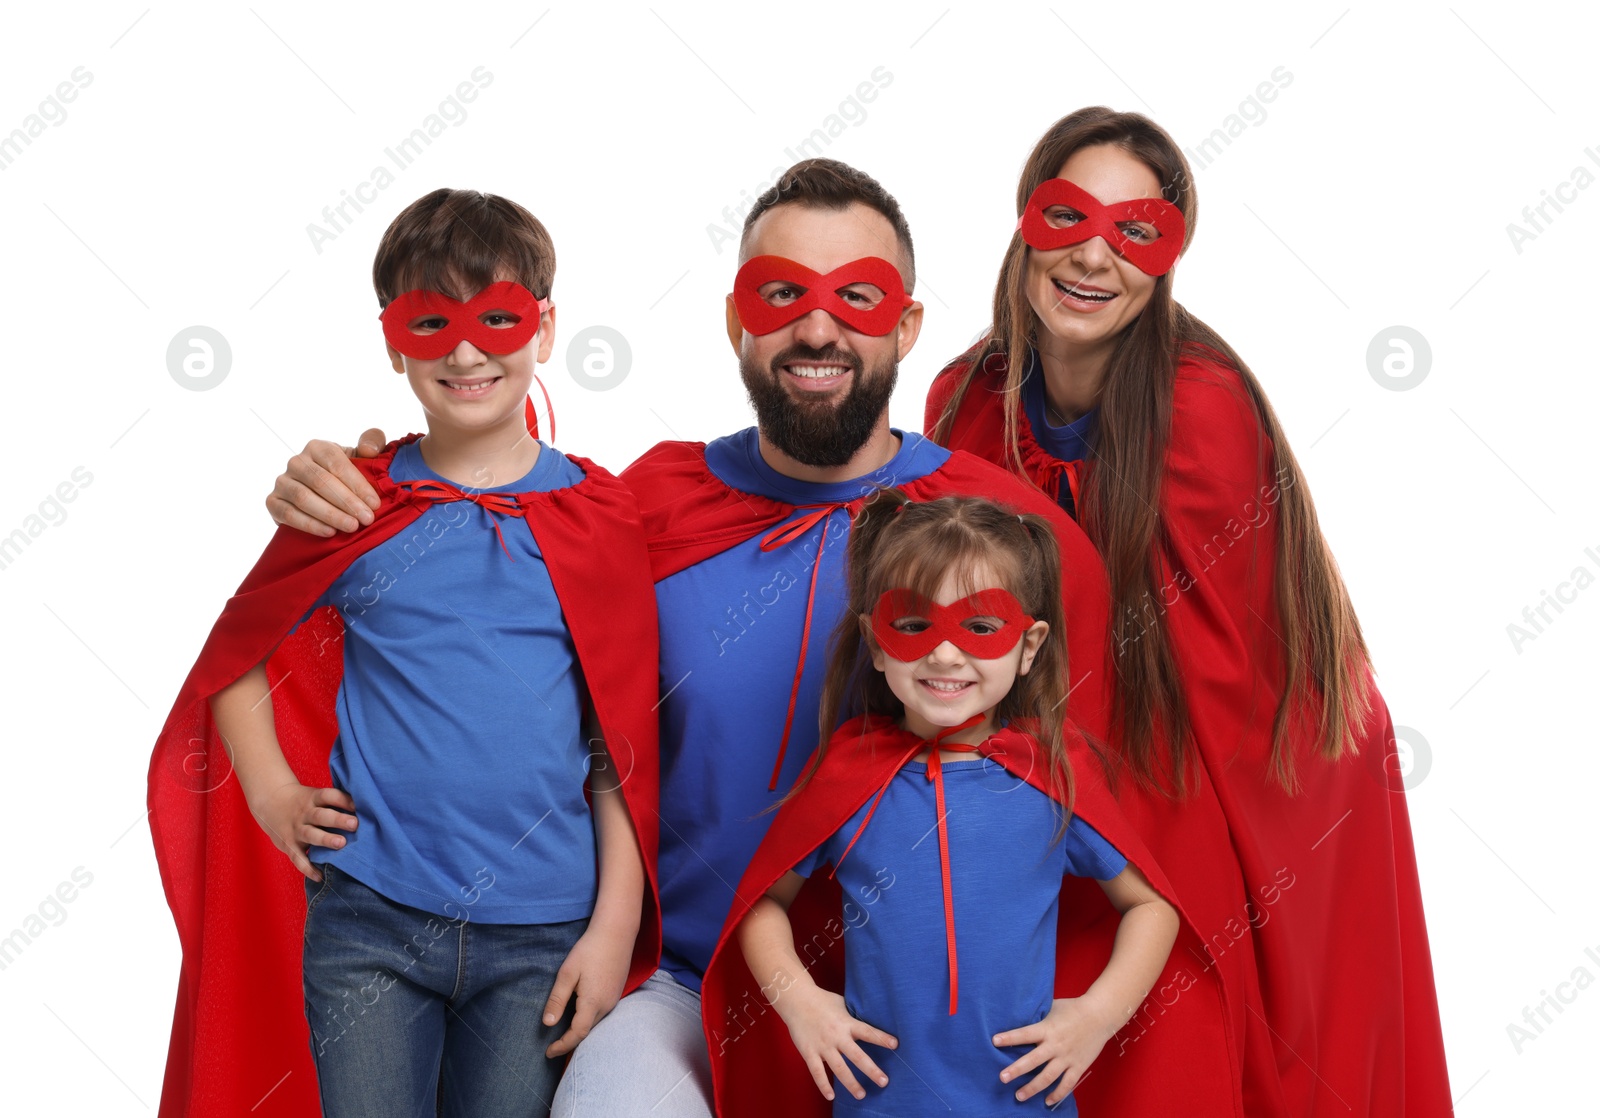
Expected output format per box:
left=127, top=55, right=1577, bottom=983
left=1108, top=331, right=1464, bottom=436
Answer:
left=870, top=588, right=1036, bottom=662
left=732, top=256, right=912, bottom=336
left=380, top=281, right=549, bottom=360
left=1017, top=179, right=1185, bottom=276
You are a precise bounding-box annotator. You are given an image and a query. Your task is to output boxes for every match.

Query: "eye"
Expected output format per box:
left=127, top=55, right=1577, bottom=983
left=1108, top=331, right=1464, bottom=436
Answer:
left=480, top=311, right=522, bottom=328
left=1117, top=221, right=1158, bottom=243
left=1043, top=206, right=1084, bottom=229
left=837, top=284, right=886, bottom=309
left=890, top=617, right=931, bottom=635
left=408, top=315, right=449, bottom=334
left=759, top=281, right=807, bottom=307
left=963, top=617, right=1005, bottom=636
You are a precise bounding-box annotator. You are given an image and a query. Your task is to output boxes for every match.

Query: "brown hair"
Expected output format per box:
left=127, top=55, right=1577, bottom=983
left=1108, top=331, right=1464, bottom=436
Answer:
left=372, top=188, right=555, bottom=308
left=740, top=158, right=916, bottom=292
left=800, top=491, right=1075, bottom=815
left=927, top=106, right=1370, bottom=795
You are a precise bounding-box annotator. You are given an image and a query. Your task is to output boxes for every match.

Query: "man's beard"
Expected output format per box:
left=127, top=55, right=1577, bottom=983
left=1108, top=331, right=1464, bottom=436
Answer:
left=739, top=343, right=898, bottom=468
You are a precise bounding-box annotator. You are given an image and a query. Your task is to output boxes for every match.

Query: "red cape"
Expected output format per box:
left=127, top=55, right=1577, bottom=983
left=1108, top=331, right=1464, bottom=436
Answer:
left=148, top=435, right=661, bottom=1118
left=929, top=350, right=1453, bottom=1117
left=620, top=438, right=1111, bottom=747
left=700, top=715, right=1241, bottom=1118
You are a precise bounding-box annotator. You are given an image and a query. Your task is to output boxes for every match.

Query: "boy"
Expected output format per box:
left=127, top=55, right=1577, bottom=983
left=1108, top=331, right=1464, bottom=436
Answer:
left=148, top=188, right=660, bottom=1118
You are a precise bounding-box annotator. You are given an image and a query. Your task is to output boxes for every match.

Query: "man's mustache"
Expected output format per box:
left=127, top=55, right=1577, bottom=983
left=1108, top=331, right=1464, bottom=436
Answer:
left=767, top=344, right=864, bottom=378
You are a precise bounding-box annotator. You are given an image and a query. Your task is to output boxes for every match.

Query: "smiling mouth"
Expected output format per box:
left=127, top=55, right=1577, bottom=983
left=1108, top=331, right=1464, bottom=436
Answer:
left=1052, top=277, right=1116, bottom=304
left=439, top=376, right=502, bottom=396
left=783, top=363, right=852, bottom=380
left=918, top=678, right=974, bottom=696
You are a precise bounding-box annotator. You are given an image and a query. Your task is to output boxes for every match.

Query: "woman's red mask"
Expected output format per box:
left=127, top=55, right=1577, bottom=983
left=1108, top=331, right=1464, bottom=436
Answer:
left=870, top=588, right=1037, bottom=662
left=732, top=256, right=912, bottom=337
left=1017, top=179, right=1185, bottom=276
left=380, top=281, right=549, bottom=360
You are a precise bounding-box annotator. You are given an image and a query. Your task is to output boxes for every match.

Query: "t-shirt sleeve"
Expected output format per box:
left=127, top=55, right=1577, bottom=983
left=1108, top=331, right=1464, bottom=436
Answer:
left=1061, top=815, right=1128, bottom=881
left=790, top=835, right=833, bottom=880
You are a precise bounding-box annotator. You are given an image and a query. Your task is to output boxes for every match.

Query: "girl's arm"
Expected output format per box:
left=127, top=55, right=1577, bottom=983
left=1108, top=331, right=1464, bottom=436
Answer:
left=543, top=706, right=646, bottom=1058
left=209, top=661, right=358, bottom=880
left=993, top=862, right=1179, bottom=1106
left=740, top=871, right=899, bottom=1102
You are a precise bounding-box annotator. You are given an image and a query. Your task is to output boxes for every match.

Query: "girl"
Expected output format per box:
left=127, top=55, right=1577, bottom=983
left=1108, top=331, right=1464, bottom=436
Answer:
left=700, top=492, right=1201, bottom=1118
left=925, top=108, right=1452, bottom=1116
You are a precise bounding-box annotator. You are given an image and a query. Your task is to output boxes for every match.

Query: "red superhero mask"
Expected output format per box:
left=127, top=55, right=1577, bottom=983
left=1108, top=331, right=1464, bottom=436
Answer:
left=380, top=281, right=549, bottom=360
left=1017, top=179, right=1186, bottom=276
left=732, top=256, right=912, bottom=336
left=870, top=588, right=1037, bottom=662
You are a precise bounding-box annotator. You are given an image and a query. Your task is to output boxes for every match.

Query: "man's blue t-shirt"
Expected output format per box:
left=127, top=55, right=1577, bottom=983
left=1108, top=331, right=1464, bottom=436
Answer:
left=792, top=756, right=1127, bottom=1118
left=302, top=439, right=597, bottom=925
left=653, top=427, right=950, bottom=990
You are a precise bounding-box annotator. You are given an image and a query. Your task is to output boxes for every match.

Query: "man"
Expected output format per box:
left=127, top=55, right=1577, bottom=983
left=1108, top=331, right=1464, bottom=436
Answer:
left=264, top=161, right=1151, bottom=1116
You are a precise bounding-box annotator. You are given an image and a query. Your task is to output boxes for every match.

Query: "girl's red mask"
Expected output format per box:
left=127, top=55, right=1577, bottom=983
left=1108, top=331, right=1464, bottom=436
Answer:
left=1017, top=179, right=1186, bottom=276
left=380, top=281, right=549, bottom=360
left=870, top=588, right=1036, bottom=662
left=732, top=256, right=912, bottom=336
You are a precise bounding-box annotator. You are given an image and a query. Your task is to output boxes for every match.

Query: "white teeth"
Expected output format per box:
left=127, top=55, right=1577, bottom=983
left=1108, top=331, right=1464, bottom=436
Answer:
left=788, top=365, right=849, bottom=379
left=1055, top=279, right=1113, bottom=301
left=921, top=680, right=970, bottom=693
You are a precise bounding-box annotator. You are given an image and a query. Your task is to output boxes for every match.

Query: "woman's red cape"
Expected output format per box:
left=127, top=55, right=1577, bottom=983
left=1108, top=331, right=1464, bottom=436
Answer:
left=926, top=350, right=1453, bottom=1117
left=147, top=435, right=662, bottom=1117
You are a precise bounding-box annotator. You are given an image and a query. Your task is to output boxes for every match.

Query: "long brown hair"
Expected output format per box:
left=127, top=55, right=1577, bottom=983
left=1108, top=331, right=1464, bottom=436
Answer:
left=800, top=491, right=1076, bottom=814
left=928, top=106, right=1370, bottom=795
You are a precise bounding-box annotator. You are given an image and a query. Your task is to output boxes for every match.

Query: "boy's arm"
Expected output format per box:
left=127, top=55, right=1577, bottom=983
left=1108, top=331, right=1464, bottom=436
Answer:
left=542, top=706, right=646, bottom=1058
left=210, top=661, right=358, bottom=881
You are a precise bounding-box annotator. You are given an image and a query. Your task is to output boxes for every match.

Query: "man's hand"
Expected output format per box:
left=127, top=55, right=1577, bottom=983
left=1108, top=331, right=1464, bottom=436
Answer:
left=776, top=983, right=897, bottom=1102
left=542, top=918, right=637, bottom=1058
left=266, top=428, right=388, bottom=537
left=246, top=780, right=358, bottom=881
left=994, top=996, right=1114, bottom=1107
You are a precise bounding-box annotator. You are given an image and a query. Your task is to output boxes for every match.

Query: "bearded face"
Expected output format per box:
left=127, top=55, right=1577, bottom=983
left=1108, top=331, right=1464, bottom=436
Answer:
left=739, top=341, right=898, bottom=469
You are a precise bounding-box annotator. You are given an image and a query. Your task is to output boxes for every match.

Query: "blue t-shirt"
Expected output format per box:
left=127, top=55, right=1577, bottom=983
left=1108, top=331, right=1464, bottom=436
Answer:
left=792, top=757, right=1127, bottom=1118
left=653, top=427, right=951, bottom=990
left=302, top=439, right=596, bottom=925
left=1020, top=348, right=1099, bottom=470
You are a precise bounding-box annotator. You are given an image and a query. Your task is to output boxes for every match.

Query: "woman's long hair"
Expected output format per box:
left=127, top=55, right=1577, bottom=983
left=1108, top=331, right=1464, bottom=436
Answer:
left=928, top=106, right=1370, bottom=795
left=800, top=491, right=1076, bottom=814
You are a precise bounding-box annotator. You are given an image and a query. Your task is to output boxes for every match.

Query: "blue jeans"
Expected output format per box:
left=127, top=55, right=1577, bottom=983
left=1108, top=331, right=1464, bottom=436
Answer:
left=302, top=863, right=588, bottom=1118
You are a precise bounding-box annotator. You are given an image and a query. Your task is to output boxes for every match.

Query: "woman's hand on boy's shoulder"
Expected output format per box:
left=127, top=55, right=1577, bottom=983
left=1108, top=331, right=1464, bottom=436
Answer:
left=266, top=429, right=387, bottom=537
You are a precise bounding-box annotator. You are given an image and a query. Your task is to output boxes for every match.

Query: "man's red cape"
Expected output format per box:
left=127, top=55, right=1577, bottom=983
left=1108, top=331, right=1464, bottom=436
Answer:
left=927, top=349, right=1453, bottom=1117
left=619, top=439, right=1111, bottom=746
left=147, top=434, right=662, bottom=1118
left=699, top=715, right=1241, bottom=1118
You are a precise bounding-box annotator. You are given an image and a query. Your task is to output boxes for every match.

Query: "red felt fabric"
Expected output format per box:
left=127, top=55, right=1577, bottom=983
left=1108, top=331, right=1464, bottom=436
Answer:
left=699, top=715, right=1241, bottom=1118
left=148, top=435, right=661, bottom=1118
left=926, top=348, right=1453, bottom=1117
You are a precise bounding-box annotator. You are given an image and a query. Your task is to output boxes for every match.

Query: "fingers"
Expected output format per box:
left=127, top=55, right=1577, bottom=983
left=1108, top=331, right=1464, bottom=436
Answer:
left=804, top=1056, right=836, bottom=1102
left=999, top=1043, right=1049, bottom=1084
left=543, top=960, right=579, bottom=1029
left=268, top=477, right=358, bottom=536
left=841, top=1041, right=888, bottom=1091
left=993, top=1024, right=1040, bottom=1050
left=354, top=429, right=387, bottom=457
left=854, top=1022, right=899, bottom=1051
left=1044, top=1065, right=1085, bottom=1108
left=311, top=789, right=359, bottom=832
left=823, top=1049, right=866, bottom=1101
left=287, top=845, right=321, bottom=882
left=1015, top=1058, right=1069, bottom=1103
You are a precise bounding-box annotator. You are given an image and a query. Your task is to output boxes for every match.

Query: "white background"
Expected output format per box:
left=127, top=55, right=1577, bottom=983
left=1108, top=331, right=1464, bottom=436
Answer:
left=1, top=1, right=1593, bottom=1111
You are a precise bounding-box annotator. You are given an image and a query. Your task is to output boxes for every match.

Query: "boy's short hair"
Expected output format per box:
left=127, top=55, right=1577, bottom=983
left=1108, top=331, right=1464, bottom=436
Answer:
left=739, top=159, right=916, bottom=292
left=373, top=188, right=555, bottom=307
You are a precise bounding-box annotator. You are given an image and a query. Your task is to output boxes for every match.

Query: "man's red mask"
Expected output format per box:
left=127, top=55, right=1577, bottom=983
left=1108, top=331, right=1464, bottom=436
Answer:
left=870, top=588, right=1037, bottom=662
left=732, top=256, right=912, bottom=337
left=1017, top=179, right=1185, bottom=276
left=380, top=281, right=549, bottom=360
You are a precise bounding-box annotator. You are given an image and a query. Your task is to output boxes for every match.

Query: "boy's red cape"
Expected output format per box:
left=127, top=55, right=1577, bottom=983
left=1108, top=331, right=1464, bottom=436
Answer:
left=620, top=439, right=1111, bottom=747
left=927, top=348, right=1453, bottom=1117
left=699, top=714, right=1241, bottom=1118
left=148, top=434, right=662, bottom=1118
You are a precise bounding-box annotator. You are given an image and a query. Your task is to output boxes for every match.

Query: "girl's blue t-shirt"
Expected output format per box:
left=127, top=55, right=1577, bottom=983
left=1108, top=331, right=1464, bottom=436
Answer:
left=300, top=439, right=597, bottom=925
left=792, top=757, right=1127, bottom=1118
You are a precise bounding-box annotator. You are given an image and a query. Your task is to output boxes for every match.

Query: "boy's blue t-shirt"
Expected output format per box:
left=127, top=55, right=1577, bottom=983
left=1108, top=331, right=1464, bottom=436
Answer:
left=301, top=439, right=596, bottom=925
left=652, top=427, right=951, bottom=991
left=792, top=758, right=1127, bottom=1118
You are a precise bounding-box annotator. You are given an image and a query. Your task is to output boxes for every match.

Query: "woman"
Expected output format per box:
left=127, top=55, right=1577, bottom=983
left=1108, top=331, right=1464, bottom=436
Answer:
left=925, top=107, right=1452, bottom=1117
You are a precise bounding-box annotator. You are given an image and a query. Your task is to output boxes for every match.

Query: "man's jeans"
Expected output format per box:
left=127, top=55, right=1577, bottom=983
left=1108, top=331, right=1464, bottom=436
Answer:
left=302, top=863, right=587, bottom=1118
left=552, top=968, right=714, bottom=1117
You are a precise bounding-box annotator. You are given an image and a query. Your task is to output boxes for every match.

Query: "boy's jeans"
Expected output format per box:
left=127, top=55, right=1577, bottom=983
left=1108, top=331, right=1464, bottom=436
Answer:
left=302, top=862, right=586, bottom=1118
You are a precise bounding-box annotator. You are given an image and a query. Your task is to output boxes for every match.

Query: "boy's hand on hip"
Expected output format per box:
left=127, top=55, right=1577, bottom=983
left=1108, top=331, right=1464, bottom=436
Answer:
left=246, top=780, right=358, bottom=881
left=266, top=429, right=387, bottom=537
left=994, top=996, right=1113, bottom=1107
left=542, top=918, right=636, bottom=1058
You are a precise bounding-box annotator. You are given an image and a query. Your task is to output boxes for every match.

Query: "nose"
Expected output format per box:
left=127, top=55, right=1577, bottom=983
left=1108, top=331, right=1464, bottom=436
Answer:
left=927, top=639, right=965, bottom=665
left=791, top=306, right=847, bottom=351
left=448, top=338, right=489, bottom=366
left=1068, top=235, right=1116, bottom=274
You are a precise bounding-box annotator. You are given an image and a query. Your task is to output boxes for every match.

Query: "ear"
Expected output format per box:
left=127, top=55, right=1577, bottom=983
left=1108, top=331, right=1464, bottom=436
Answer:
left=385, top=343, right=406, bottom=374
left=894, top=299, right=924, bottom=362
left=534, top=304, right=557, bottom=364
left=1016, top=620, right=1050, bottom=676
left=859, top=612, right=887, bottom=673
left=725, top=294, right=745, bottom=355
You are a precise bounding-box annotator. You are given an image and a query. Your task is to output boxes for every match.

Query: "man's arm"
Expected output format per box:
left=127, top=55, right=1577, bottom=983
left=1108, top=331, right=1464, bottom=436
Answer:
left=266, top=428, right=388, bottom=536
left=210, top=662, right=358, bottom=879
